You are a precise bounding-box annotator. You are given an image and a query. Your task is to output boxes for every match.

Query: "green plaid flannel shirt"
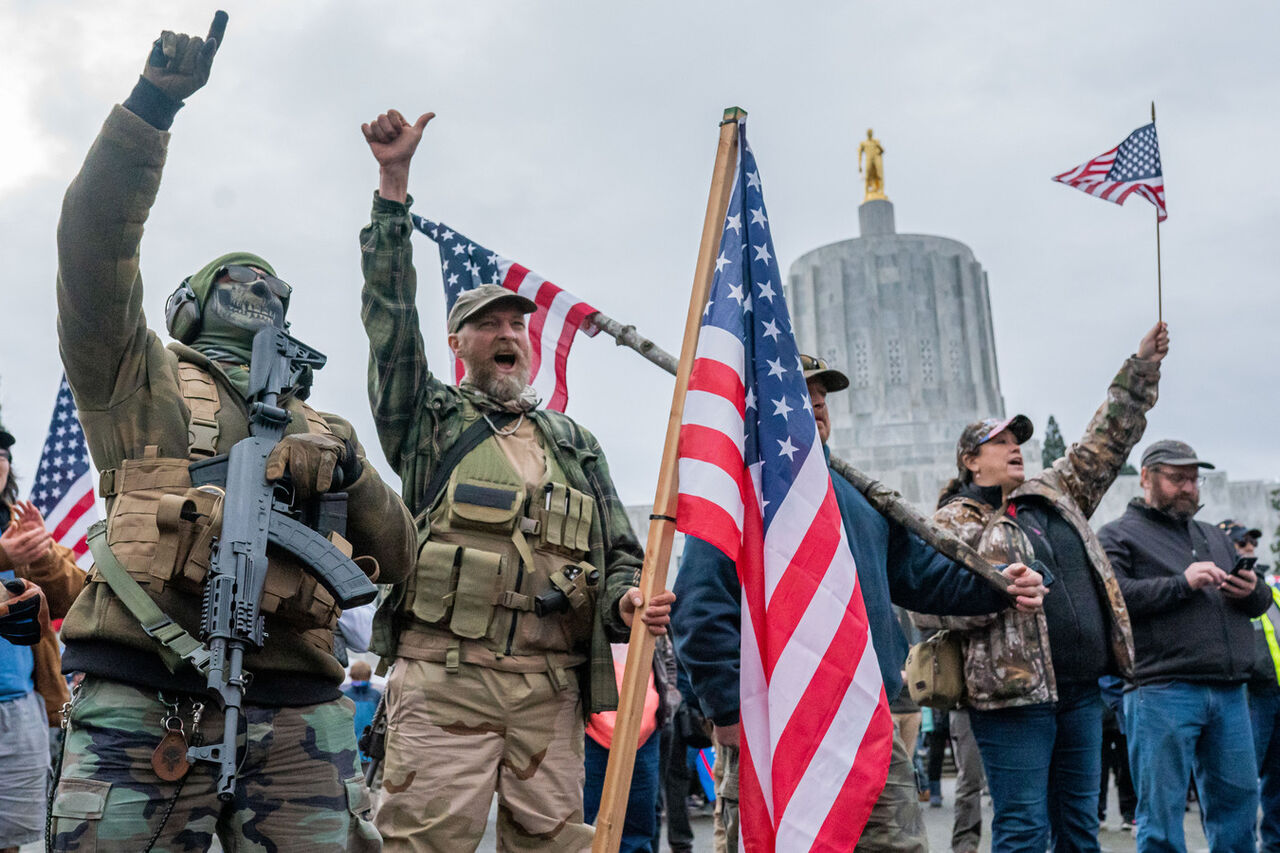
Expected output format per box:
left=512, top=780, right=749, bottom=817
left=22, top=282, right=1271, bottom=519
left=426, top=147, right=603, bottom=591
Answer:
left=359, top=193, right=642, bottom=712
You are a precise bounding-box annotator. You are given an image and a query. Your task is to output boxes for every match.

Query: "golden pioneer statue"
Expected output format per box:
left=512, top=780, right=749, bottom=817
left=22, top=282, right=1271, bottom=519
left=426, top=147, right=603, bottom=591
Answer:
left=858, top=128, right=887, bottom=201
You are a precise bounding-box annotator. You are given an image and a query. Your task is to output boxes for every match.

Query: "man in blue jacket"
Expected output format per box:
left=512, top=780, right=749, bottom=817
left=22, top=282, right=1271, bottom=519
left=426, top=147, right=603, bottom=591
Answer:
left=672, top=355, right=1047, bottom=853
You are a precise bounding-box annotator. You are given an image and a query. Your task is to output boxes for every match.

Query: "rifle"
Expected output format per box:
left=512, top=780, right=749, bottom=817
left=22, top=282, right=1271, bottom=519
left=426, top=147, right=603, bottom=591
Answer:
left=185, top=327, right=379, bottom=800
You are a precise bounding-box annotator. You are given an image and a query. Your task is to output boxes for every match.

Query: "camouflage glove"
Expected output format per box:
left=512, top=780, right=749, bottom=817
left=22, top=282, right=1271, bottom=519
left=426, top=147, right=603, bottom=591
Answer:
left=0, top=579, right=50, bottom=647
left=142, top=11, right=228, bottom=102
left=265, top=433, right=348, bottom=501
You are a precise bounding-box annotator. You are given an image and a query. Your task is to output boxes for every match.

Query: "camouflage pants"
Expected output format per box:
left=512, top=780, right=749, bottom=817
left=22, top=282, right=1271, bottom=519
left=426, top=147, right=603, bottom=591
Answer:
left=711, top=740, right=738, bottom=853
left=49, top=676, right=378, bottom=852
left=856, top=722, right=928, bottom=853
left=375, top=658, right=593, bottom=852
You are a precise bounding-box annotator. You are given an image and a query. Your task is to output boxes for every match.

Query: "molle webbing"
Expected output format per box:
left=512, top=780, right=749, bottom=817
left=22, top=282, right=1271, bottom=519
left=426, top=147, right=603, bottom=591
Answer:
left=177, top=363, right=221, bottom=457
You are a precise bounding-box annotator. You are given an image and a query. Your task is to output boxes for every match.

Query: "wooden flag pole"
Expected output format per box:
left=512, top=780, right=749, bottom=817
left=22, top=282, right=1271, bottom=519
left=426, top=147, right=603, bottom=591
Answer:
left=1153, top=101, right=1163, bottom=324
left=590, top=106, right=744, bottom=853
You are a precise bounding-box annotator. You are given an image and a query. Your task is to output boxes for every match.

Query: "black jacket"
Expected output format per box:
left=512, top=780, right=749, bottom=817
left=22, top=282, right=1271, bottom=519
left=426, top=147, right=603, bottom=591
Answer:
left=1098, top=499, right=1272, bottom=685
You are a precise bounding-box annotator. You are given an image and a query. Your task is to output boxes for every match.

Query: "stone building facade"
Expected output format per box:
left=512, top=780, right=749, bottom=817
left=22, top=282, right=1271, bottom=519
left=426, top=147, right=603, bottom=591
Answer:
left=786, top=198, right=1041, bottom=507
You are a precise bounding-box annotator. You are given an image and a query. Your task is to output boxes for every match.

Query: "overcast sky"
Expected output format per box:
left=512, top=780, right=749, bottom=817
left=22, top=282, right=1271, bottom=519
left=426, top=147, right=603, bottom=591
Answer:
left=2, top=1, right=1277, bottom=507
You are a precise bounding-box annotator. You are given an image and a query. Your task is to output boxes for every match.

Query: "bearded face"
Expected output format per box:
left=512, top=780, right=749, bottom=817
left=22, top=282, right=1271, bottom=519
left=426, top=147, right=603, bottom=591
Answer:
left=201, top=269, right=287, bottom=340
left=1142, top=464, right=1202, bottom=521
left=450, top=305, right=533, bottom=402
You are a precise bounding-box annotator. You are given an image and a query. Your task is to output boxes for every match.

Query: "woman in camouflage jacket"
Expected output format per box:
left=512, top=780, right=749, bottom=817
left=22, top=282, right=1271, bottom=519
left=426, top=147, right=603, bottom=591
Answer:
left=921, top=324, right=1166, bottom=853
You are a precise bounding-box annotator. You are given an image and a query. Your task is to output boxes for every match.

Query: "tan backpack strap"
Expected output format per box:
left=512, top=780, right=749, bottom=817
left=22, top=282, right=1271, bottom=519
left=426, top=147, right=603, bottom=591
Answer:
left=177, top=363, right=222, bottom=458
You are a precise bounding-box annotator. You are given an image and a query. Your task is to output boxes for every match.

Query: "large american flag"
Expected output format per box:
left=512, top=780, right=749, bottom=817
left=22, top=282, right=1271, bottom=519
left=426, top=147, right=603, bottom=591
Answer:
left=1053, top=122, right=1167, bottom=221
left=27, top=376, right=97, bottom=568
left=411, top=215, right=599, bottom=412
left=675, top=122, right=892, bottom=851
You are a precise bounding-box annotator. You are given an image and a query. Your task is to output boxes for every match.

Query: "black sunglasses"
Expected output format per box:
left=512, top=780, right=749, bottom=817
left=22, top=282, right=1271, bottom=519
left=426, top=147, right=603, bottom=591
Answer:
left=217, top=265, right=292, bottom=302
left=0, top=449, right=11, bottom=461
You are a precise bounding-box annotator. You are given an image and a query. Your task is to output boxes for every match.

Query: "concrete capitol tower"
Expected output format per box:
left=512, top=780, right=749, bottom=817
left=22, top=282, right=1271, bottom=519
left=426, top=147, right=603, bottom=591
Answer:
left=787, top=133, right=1020, bottom=508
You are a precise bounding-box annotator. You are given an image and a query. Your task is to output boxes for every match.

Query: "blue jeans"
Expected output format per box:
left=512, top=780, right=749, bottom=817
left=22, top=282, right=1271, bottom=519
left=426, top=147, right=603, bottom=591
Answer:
left=1250, top=688, right=1280, bottom=853
left=969, top=681, right=1102, bottom=853
left=584, top=731, right=661, bottom=853
left=1125, top=681, right=1258, bottom=853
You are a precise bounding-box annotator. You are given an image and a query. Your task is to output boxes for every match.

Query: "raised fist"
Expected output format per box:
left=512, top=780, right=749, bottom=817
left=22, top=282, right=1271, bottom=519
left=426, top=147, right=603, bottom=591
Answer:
left=142, top=11, right=229, bottom=102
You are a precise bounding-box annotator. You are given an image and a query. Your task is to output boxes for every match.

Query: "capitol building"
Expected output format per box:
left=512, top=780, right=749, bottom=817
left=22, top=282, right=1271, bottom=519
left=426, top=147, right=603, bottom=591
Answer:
left=783, top=143, right=1276, bottom=556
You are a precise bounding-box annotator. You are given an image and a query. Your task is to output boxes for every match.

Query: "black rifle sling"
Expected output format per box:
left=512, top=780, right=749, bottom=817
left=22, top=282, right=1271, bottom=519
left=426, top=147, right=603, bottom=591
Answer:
left=417, top=412, right=518, bottom=523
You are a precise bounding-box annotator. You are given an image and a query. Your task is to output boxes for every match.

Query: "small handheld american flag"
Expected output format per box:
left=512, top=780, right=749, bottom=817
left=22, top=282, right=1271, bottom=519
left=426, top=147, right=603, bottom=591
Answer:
left=1053, top=121, right=1167, bottom=221
left=28, top=376, right=98, bottom=567
left=675, top=120, right=892, bottom=851
left=411, top=215, right=599, bottom=412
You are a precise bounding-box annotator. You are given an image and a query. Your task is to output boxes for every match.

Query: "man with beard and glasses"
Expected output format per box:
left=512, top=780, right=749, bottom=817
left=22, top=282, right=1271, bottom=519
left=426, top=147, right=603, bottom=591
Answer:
left=50, top=15, right=415, bottom=851
left=359, top=109, right=675, bottom=853
left=1099, top=441, right=1272, bottom=853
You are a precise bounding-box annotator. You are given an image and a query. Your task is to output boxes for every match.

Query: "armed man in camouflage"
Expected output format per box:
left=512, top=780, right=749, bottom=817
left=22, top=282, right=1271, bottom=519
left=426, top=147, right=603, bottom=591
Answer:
left=359, top=110, right=675, bottom=852
left=51, top=15, right=415, bottom=851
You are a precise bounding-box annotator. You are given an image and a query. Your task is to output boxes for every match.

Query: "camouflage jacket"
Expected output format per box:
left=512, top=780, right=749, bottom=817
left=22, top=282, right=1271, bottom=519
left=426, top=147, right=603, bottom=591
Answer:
left=925, top=355, right=1158, bottom=709
left=359, top=193, right=642, bottom=714
left=55, top=105, right=415, bottom=700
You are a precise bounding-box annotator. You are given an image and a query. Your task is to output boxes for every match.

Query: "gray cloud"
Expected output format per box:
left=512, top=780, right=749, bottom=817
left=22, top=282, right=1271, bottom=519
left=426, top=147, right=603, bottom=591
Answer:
left=2, top=1, right=1277, bottom=508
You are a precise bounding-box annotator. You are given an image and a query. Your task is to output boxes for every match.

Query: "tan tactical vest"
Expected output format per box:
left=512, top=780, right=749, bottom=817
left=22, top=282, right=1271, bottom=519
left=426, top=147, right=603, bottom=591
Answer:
left=93, top=362, right=344, bottom=633
left=398, top=423, right=600, bottom=674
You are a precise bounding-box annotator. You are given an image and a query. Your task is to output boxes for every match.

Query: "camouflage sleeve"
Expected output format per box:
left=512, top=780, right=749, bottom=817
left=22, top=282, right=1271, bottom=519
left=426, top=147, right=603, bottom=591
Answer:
left=56, top=105, right=169, bottom=412
left=1046, top=355, right=1160, bottom=520
left=913, top=500, right=1001, bottom=631
left=581, top=429, right=644, bottom=641
left=319, top=414, right=416, bottom=586
left=359, top=192, right=436, bottom=476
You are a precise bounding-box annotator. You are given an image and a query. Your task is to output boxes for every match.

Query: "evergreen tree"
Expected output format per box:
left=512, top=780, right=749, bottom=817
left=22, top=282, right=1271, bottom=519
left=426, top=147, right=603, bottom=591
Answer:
left=1041, top=415, right=1066, bottom=468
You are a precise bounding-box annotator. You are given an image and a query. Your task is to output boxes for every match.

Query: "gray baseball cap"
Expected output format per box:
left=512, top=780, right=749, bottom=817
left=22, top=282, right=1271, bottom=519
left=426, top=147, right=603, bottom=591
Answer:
left=1140, top=439, right=1215, bottom=470
left=447, top=284, right=537, bottom=334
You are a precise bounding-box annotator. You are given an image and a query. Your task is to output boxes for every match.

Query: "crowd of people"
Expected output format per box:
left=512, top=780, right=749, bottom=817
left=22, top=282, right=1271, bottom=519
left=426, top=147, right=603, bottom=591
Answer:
left=0, top=13, right=1277, bottom=853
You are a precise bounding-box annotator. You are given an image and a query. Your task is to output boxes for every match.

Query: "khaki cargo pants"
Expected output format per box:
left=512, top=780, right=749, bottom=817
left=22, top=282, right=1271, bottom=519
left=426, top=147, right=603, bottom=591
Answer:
left=49, top=676, right=378, bottom=852
left=375, top=658, right=593, bottom=852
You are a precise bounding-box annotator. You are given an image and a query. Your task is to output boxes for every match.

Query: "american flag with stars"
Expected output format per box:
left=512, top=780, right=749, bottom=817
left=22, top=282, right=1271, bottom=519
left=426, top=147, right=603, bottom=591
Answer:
left=675, top=121, right=892, bottom=851
left=1053, top=122, right=1167, bottom=221
left=27, top=376, right=98, bottom=567
left=411, top=214, right=600, bottom=412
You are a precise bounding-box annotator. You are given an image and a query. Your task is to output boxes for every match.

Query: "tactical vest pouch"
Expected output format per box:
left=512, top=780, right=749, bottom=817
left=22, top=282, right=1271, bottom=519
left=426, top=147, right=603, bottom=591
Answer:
left=448, top=480, right=523, bottom=534
left=534, top=483, right=595, bottom=559
left=105, top=450, right=196, bottom=588
left=451, top=548, right=504, bottom=639
left=411, top=540, right=463, bottom=625
left=152, top=488, right=222, bottom=593
left=539, top=561, right=598, bottom=616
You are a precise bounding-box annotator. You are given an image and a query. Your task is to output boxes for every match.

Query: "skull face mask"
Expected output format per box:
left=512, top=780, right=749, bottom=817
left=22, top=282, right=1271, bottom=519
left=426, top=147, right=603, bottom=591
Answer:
left=201, top=266, right=288, bottom=339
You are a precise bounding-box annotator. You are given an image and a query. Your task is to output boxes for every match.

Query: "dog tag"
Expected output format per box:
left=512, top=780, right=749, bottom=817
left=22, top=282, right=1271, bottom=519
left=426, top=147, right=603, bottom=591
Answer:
left=152, top=729, right=190, bottom=782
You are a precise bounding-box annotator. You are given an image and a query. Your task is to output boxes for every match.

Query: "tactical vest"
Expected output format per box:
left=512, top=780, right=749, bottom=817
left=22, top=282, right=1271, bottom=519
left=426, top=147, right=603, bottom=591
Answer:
left=398, top=422, right=600, bottom=674
left=92, top=362, right=345, bottom=635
